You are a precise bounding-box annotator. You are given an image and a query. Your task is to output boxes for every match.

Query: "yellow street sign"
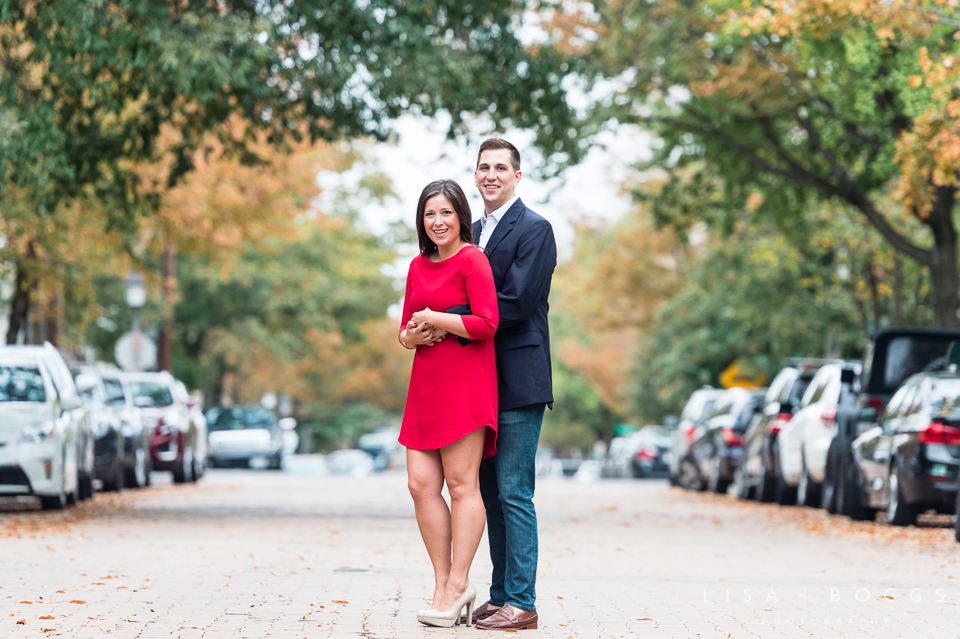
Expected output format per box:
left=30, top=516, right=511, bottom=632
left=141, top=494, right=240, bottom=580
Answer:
left=719, top=358, right=767, bottom=389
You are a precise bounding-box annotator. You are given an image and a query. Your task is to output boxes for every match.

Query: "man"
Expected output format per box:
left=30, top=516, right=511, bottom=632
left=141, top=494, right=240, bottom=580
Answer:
left=468, top=138, right=556, bottom=631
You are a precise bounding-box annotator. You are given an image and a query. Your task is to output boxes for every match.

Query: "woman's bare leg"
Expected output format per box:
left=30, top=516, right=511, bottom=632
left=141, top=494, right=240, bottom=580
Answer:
left=407, top=448, right=451, bottom=609
left=437, top=427, right=486, bottom=610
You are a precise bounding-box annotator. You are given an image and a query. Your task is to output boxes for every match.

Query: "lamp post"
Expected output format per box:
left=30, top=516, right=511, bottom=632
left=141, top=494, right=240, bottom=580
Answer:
left=125, top=272, right=146, bottom=372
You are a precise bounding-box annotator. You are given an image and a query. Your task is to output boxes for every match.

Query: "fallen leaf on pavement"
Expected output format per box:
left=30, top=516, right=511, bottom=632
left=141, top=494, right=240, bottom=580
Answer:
left=331, top=600, right=348, bottom=604
left=20, top=601, right=32, bottom=604
left=39, top=615, right=55, bottom=620
left=878, top=595, right=894, bottom=600
left=69, top=600, right=86, bottom=604
left=637, top=618, right=653, bottom=621
left=16, top=620, right=25, bottom=625
left=556, top=596, right=563, bottom=599
left=55, top=591, right=64, bottom=594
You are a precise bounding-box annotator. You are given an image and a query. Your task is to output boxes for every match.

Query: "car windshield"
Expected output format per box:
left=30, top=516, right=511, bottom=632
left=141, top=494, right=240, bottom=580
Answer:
left=101, top=378, right=126, bottom=405
left=0, top=366, right=46, bottom=402
left=209, top=407, right=275, bottom=431
left=129, top=381, right=174, bottom=407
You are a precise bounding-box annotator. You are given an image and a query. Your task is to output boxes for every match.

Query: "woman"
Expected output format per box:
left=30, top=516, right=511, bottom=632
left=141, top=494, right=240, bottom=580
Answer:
left=398, top=179, right=499, bottom=628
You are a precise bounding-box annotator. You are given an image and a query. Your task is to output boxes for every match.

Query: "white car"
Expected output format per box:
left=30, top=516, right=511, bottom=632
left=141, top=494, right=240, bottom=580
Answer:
left=0, top=352, right=85, bottom=509
left=777, top=362, right=860, bottom=506
left=3, top=343, right=95, bottom=500
left=205, top=405, right=290, bottom=469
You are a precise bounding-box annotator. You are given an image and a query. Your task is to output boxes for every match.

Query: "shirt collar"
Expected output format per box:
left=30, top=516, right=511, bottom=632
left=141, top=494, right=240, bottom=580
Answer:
left=484, top=195, right=519, bottom=224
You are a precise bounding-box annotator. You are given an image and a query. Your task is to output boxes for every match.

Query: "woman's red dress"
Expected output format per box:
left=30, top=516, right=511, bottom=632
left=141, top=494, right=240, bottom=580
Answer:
left=399, top=246, right=499, bottom=458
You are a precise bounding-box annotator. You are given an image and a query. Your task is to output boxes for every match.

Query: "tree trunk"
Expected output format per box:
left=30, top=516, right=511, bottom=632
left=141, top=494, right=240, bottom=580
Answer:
left=892, top=254, right=903, bottom=326
left=925, top=186, right=959, bottom=328
left=158, top=240, right=176, bottom=372
left=5, top=243, right=37, bottom=345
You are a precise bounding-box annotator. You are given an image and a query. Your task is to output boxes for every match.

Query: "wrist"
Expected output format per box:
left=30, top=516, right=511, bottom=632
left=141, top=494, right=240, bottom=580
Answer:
left=399, top=330, right=414, bottom=349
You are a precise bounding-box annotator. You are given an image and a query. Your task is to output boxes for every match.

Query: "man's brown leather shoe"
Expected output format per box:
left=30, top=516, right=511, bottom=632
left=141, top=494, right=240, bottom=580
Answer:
left=475, top=604, right=538, bottom=630
left=459, top=600, right=500, bottom=625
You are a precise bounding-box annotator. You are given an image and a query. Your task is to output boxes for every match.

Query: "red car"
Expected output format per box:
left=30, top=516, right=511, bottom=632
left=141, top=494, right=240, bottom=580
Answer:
left=124, top=371, right=207, bottom=483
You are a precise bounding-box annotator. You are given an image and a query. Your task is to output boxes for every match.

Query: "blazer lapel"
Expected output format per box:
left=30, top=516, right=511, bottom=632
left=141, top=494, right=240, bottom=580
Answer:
left=473, top=219, right=482, bottom=245
left=483, top=198, right=524, bottom=256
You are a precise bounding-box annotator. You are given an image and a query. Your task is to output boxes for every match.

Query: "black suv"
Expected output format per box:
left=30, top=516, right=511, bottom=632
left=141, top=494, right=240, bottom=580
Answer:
left=824, top=328, right=960, bottom=519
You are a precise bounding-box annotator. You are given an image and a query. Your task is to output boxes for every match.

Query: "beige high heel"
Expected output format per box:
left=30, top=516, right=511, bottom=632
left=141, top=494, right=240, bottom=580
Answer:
left=419, top=583, right=477, bottom=628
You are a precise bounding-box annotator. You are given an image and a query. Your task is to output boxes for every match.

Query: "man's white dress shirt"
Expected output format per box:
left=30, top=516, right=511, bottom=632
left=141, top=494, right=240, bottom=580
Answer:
left=478, top=195, right=519, bottom=250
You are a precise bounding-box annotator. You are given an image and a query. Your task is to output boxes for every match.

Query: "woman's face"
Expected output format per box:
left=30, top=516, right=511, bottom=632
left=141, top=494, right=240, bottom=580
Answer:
left=423, top=193, right=461, bottom=251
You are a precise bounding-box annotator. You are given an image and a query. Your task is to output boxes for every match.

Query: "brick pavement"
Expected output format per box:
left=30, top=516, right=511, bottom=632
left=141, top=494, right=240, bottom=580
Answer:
left=0, top=459, right=958, bottom=638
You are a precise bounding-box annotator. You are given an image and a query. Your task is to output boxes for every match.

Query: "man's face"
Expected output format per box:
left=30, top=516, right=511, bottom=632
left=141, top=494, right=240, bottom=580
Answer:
left=474, top=149, right=521, bottom=211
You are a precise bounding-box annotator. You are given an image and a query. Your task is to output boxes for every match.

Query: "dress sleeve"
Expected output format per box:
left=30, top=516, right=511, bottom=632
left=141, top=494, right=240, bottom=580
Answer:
left=460, top=249, right=499, bottom=340
left=399, top=259, right=414, bottom=337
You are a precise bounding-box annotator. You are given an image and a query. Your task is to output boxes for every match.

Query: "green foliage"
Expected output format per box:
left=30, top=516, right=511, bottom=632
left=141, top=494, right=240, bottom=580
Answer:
left=305, top=402, right=391, bottom=453
left=540, top=361, right=621, bottom=452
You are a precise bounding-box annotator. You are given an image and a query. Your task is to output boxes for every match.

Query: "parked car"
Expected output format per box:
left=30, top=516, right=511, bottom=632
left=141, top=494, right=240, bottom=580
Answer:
left=851, top=371, right=960, bottom=526
left=686, top=387, right=763, bottom=492
left=668, top=387, right=723, bottom=486
left=827, top=328, right=960, bottom=519
left=0, top=352, right=84, bottom=509
left=777, top=361, right=860, bottom=507
left=97, top=365, right=151, bottom=488
left=4, top=343, right=94, bottom=500
left=736, top=361, right=820, bottom=501
left=125, top=371, right=206, bottom=483
left=601, top=434, right=642, bottom=478
left=206, top=405, right=285, bottom=469
left=631, top=425, right=673, bottom=477
left=71, top=365, right=125, bottom=492
left=357, top=427, right=401, bottom=471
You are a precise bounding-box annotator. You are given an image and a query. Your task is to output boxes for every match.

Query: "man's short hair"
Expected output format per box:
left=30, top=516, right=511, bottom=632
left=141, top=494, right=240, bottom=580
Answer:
left=477, top=138, right=521, bottom=172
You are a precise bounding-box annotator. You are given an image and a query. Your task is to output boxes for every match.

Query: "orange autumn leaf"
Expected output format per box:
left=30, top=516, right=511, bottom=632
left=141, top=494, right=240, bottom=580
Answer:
left=39, top=615, right=54, bottom=620
left=69, top=600, right=86, bottom=604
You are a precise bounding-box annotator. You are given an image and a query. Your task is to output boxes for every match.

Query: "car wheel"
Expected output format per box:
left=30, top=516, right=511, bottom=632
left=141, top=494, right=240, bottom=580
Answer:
left=268, top=453, right=283, bottom=471
left=173, top=447, right=194, bottom=484
left=679, top=458, right=703, bottom=491
left=821, top=444, right=838, bottom=514
left=78, top=472, right=94, bottom=501
left=774, top=464, right=796, bottom=506
left=797, top=460, right=821, bottom=508
left=886, top=464, right=918, bottom=526
left=40, top=473, right=67, bottom=510
left=954, top=489, right=960, bottom=543
left=191, top=452, right=205, bottom=482
left=103, top=458, right=125, bottom=493
left=734, top=468, right=753, bottom=500
left=125, top=447, right=148, bottom=489
left=755, top=457, right=774, bottom=503
left=708, top=457, right=728, bottom=494
left=837, top=449, right=872, bottom=521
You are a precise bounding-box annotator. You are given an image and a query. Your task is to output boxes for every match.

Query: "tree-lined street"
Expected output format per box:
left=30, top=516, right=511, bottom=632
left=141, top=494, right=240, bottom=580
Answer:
left=1, top=467, right=956, bottom=638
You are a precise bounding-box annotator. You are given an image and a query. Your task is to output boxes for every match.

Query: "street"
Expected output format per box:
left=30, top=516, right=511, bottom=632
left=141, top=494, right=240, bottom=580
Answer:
left=1, top=460, right=958, bottom=639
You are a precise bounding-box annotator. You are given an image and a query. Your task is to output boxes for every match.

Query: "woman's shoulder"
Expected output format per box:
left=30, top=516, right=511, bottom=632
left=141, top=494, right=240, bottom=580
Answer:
left=458, top=244, right=490, bottom=268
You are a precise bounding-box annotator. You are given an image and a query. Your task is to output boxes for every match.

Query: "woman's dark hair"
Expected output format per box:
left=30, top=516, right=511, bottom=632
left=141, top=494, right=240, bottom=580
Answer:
left=416, top=179, right=473, bottom=256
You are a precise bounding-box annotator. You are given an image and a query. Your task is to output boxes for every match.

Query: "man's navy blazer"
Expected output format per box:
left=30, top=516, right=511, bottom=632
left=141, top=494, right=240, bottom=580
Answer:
left=475, top=198, right=557, bottom=412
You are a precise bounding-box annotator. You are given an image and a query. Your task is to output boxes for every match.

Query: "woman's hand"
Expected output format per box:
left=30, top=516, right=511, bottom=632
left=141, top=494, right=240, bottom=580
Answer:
left=403, top=311, right=447, bottom=348
left=411, top=308, right=437, bottom=327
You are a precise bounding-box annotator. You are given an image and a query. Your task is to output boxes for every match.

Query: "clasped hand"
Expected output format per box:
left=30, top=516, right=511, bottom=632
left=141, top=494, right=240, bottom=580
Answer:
left=406, top=308, right=447, bottom=347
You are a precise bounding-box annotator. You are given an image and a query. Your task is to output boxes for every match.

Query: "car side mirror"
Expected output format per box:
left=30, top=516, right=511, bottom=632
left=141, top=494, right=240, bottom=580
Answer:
left=278, top=417, right=297, bottom=431
left=61, top=396, right=84, bottom=411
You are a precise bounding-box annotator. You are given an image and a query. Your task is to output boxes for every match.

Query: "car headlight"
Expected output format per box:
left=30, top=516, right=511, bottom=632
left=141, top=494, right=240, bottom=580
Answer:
left=19, top=422, right=54, bottom=443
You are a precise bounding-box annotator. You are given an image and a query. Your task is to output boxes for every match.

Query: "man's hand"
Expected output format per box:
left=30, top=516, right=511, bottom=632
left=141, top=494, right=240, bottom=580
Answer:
left=404, top=313, right=447, bottom=347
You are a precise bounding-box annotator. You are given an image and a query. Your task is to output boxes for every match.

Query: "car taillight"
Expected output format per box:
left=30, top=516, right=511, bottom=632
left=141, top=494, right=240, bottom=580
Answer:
left=864, top=395, right=885, bottom=415
left=769, top=413, right=792, bottom=435
left=919, top=421, right=960, bottom=445
left=722, top=427, right=743, bottom=446
left=822, top=404, right=837, bottom=425
left=637, top=447, right=658, bottom=461
left=684, top=425, right=697, bottom=444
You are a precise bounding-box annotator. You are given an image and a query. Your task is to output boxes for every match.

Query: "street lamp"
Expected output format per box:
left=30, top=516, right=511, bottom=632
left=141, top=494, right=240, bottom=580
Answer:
left=125, top=272, right=146, bottom=371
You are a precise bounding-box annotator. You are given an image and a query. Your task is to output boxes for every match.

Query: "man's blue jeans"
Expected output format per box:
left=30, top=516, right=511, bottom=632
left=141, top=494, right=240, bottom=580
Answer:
left=479, top=403, right=545, bottom=612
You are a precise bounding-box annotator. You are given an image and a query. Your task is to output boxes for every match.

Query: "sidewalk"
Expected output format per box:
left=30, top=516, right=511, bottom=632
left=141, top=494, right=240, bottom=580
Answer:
left=0, top=465, right=957, bottom=638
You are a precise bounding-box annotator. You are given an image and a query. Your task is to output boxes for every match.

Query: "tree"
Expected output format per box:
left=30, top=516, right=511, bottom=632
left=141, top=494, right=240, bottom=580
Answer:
left=1, top=1, right=584, bottom=338
left=580, top=0, right=960, bottom=325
